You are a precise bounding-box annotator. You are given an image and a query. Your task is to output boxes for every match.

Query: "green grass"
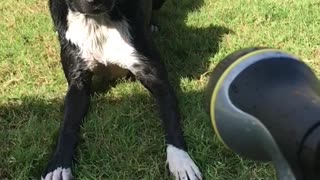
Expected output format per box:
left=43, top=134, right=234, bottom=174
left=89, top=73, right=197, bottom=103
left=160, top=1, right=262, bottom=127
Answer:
left=1, top=0, right=319, bottom=179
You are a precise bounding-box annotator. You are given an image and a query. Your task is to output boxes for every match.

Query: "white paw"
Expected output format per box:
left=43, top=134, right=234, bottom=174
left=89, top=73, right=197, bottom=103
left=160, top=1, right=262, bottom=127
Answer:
left=150, top=24, right=159, bottom=32
left=42, top=167, right=73, bottom=180
left=166, top=145, right=202, bottom=180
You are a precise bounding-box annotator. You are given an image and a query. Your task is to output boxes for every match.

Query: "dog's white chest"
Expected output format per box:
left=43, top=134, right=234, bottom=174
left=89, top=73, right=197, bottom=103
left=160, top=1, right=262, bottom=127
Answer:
left=65, top=11, right=139, bottom=70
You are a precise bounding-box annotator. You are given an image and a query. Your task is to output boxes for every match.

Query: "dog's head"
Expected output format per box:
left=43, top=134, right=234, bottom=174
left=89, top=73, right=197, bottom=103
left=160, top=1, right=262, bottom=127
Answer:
left=67, top=0, right=115, bottom=14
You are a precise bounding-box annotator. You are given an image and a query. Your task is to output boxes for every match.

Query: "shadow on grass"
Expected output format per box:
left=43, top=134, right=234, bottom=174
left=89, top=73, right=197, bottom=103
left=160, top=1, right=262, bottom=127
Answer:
left=0, top=97, right=60, bottom=179
left=154, top=0, right=232, bottom=85
left=0, top=89, right=221, bottom=179
left=1, top=89, right=231, bottom=179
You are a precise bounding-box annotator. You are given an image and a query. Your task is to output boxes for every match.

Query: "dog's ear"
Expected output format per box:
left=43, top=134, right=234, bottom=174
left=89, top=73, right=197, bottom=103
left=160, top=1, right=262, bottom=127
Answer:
left=49, top=0, right=68, bottom=34
left=152, top=0, right=166, bottom=10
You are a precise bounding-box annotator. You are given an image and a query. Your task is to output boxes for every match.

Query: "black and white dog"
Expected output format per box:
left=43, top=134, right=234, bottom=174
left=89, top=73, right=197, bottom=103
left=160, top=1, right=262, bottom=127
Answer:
left=42, top=0, right=202, bottom=179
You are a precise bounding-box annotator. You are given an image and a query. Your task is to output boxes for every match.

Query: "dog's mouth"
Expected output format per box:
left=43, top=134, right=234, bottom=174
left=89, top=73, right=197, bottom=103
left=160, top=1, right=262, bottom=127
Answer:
left=86, top=5, right=108, bottom=15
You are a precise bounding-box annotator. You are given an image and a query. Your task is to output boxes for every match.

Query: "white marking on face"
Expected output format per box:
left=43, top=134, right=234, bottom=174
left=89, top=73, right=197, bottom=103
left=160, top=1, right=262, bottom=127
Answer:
left=42, top=167, right=73, bottom=180
left=166, top=145, right=202, bottom=180
left=65, top=11, right=141, bottom=71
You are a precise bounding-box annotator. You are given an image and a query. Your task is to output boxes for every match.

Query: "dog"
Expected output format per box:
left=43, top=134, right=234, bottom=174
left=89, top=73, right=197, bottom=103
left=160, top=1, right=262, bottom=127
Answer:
left=42, top=0, right=202, bottom=179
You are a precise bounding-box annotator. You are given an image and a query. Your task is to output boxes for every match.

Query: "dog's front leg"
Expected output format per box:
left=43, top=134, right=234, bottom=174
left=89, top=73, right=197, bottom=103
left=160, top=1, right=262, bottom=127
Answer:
left=130, top=55, right=202, bottom=180
left=42, top=53, right=92, bottom=180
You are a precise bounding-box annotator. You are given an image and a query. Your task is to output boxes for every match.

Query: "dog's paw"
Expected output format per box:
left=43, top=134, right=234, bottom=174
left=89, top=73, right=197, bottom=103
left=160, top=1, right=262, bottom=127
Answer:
left=166, top=145, right=202, bottom=180
left=42, top=167, right=73, bottom=180
left=42, top=154, right=73, bottom=180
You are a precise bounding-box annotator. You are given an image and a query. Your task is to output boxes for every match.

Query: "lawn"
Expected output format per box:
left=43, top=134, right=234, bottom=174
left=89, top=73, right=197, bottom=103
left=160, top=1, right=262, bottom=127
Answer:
left=0, top=0, right=319, bottom=179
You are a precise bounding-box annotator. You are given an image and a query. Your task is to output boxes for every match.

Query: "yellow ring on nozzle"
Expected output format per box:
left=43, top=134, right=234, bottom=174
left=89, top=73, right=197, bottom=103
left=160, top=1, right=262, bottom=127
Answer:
left=209, top=48, right=294, bottom=149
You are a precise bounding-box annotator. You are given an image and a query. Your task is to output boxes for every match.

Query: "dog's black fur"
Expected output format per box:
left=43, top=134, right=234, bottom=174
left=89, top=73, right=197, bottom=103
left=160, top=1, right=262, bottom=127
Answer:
left=43, top=0, right=201, bottom=179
